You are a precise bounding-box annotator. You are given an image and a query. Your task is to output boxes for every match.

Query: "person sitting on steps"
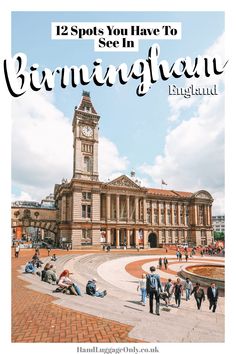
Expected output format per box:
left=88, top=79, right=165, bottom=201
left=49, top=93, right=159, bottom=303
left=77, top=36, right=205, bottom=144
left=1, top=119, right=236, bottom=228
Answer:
left=58, top=269, right=82, bottom=296
left=86, top=278, right=107, bottom=298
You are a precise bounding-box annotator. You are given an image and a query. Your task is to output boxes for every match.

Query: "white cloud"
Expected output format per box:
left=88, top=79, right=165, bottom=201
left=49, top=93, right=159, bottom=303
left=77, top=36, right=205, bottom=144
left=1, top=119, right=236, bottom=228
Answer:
left=98, top=137, right=129, bottom=181
left=168, top=33, right=225, bottom=123
left=12, top=91, right=128, bottom=201
left=140, top=34, right=225, bottom=215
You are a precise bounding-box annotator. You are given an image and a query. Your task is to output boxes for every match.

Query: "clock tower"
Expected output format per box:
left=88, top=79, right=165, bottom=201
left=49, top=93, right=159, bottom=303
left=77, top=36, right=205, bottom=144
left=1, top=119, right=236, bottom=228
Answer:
left=72, top=91, right=100, bottom=180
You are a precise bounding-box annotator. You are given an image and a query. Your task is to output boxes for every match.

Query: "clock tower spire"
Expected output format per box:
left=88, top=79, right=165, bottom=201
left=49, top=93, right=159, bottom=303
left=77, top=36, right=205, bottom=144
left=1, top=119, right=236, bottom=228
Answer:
left=72, top=91, right=100, bottom=180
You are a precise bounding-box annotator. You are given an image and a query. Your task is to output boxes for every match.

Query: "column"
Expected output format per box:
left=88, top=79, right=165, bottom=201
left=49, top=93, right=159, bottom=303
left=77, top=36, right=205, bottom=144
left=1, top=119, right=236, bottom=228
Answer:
left=176, top=203, right=180, bottom=225
left=116, top=228, right=120, bottom=248
left=106, top=194, right=111, bottom=221
left=194, top=205, right=198, bottom=225
left=183, top=204, right=186, bottom=225
left=151, top=201, right=155, bottom=225
left=135, top=229, right=139, bottom=246
left=207, top=206, right=211, bottom=226
left=126, top=196, right=130, bottom=222
left=157, top=202, right=161, bottom=225
left=171, top=203, right=175, bottom=225
left=143, top=198, right=147, bottom=223
left=116, top=195, right=120, bottom=222
left=135, top=197, right=139, bottom=222
left=164, top=202, right=167, bottom=225
left=143, top=229, right=148, bottom=248
left=127, top=229, right=130, bottom=248
left=106, top=228, right=111, bottom=244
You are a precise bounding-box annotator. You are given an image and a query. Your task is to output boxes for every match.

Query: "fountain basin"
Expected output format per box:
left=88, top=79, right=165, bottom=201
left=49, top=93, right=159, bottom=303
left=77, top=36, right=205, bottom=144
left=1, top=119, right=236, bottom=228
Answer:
left=180, top=264, right=225, bottom=289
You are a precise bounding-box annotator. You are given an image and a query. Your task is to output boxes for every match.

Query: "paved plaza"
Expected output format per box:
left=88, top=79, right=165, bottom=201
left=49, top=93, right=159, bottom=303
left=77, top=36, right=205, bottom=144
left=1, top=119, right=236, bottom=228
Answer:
left=12, top=248, right=224, bottom=343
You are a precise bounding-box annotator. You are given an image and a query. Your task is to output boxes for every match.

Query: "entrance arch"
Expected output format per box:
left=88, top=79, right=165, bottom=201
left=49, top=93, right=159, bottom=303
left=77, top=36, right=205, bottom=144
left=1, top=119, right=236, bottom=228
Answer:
left=148, top=232, right=158, bottom=248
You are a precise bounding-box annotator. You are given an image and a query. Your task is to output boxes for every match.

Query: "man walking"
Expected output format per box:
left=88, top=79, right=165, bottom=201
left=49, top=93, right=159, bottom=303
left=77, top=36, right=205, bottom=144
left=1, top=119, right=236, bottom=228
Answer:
left=207, top=282, right=219, bottom=313
left=184, top=278, right=193, bottom=301
left=15, top=243, right=20, bottom=258
left=146, top=266, right=162, bottom=316
left=191, top=283, right=205, bottom=310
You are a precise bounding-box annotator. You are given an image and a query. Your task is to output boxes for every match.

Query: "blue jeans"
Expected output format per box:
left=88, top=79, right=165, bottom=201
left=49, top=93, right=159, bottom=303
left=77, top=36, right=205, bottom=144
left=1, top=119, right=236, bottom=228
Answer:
left=95, top=291, right=105, bottom=298
left=140, top=288, right=146, bottom=304
left=73, top=283, right=82, bottom=296
left=186, top=288, right=191, bottom=301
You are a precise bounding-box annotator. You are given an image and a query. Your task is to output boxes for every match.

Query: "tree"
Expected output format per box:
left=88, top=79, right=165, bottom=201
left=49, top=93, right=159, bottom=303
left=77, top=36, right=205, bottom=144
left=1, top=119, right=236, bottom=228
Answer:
left=214, top=231, right=224, bottom=241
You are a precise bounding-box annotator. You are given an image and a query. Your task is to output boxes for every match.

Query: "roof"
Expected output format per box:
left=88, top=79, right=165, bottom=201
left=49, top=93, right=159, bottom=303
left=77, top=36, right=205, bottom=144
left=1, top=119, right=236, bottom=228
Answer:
left=77, top=92, right=97, bottom=114
left=147, top=188, right=193, bottom=198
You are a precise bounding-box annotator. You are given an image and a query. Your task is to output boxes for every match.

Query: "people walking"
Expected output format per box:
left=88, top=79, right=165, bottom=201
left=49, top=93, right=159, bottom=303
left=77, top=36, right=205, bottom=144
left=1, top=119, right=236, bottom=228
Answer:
left=158, top=257, right=163, bottom=269
left=173, top=278, right=183, bottom=307
left=47, top=247, right=51, bottom=256
left=179, top=252, right=182, bottom=261
left=184, top=278, right=193, bottom=301
left=163, top=257, right=168, bottom=270
left=185, top=252, right=189, bottom=262
left=207, top=282, right=219, bottom=313
left=146, top=266, right=162, bottom=315
left=137, top=274, right=147, bottom=306
left=15, top=244, right=20, bottom=258
left=164, top=278, right=173, bottom=305
left=191, top=283, right=205, bottom=310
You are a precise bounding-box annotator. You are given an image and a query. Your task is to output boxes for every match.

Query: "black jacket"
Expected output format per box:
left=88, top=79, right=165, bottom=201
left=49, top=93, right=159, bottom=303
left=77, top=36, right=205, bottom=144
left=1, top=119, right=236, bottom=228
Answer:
left=207, top=286, right=219, bottom=301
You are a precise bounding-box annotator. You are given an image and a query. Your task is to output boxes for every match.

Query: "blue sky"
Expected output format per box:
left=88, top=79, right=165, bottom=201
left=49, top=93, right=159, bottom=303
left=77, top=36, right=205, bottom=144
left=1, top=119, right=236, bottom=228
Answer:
left=11, top=11, right=225, bottom=214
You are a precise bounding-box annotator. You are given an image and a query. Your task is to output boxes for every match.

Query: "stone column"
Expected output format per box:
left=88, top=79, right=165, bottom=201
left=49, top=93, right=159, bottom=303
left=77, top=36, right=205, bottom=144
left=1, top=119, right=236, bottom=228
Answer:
left=126, top=196, right=130, bottom=222
left=176, top=203, right=180, bottom=225
left=171, top=203, right=174, bottom=225
left=116, top=228, right=120, bottom=248
left=135, top=197, right=139, bottom=222
left=135, top=229, right=139, bottom=246
left=106, top=228, right=111, bottom=244
left=183, top=205, right=186, bottom=225
left=106, top=194, right=111, bottom=221
left=143, top=229, right=148, bottom=248
left=151, top=201, right=155, bottom=225
left=127, top=229, right=130, bottom=248
left=164, top=202, right=167, bottom=225
left=158, top=202, right=161, bottom=225
left=116, top=195, right=120, bottom=222
left=143, top=198, right=147, bottom=223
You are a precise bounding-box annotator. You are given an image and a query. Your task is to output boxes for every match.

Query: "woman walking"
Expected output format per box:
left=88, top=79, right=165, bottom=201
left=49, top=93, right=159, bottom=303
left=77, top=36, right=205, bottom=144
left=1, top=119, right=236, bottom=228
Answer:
left=191, top=283, right=205, bottom=310
left=137, top=274, right=147, bottom=306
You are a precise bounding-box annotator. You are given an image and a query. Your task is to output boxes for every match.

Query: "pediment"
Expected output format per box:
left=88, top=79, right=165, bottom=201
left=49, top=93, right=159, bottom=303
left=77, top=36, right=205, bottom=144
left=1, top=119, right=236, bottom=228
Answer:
left=106, top=175, right=142, bottom=189
left=191, top=190, right=213, bottom=201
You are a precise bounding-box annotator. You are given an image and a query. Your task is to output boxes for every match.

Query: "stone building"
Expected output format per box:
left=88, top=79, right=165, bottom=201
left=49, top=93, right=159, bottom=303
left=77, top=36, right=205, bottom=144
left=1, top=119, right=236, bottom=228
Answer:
left=54, top=91, right=214, bottom=249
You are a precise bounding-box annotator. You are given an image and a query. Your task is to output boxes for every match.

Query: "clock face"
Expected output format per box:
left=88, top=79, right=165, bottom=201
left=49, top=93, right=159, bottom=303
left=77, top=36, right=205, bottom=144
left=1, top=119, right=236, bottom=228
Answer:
left=82, top=126, right=93, bottom=137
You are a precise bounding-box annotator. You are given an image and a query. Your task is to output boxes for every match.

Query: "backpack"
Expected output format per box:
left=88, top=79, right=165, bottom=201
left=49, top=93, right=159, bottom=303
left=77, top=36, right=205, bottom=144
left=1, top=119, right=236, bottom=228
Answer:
left=86, top=281, right=96, bottom=295
left=148, top=274, right=157, bottom=290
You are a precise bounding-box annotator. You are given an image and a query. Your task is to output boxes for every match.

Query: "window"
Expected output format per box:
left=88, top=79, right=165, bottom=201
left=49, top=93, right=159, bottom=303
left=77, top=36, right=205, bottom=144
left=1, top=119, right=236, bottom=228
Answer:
left=84, top=156, right=93, bottom=173
left=180, top=205, right=184, bottom=224
left=81, top=229, right=92, bottom=245
left=82, top=192, right=91, bottom=200
left=147, top=208, right=151, bottom=223
left=186, top=207, right=189, bottom=225
left=167, top=208, right=171, bottom=224
left=199, top=206, right=204, bottom=225
left=154, top=208, right=158, bottom=224
left=174, top=206, right=177, bottom=224
left=82, top=205, right=91, bottom=218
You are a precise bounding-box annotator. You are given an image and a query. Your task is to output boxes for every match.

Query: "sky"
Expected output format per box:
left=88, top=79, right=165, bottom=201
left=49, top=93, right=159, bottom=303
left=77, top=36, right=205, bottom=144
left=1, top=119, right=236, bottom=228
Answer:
left=11, top=11, right=225, bottom=215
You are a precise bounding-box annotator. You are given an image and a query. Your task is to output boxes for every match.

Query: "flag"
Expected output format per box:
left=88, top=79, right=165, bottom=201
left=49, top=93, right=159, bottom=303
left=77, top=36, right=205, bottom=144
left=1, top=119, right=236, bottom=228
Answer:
left=161, top=179, right=167, bottom=185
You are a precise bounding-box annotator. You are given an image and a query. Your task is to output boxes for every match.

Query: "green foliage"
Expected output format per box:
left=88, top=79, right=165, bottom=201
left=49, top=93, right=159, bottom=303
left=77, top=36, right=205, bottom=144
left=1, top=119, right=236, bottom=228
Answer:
left=214, top=231, right=224, bottom=241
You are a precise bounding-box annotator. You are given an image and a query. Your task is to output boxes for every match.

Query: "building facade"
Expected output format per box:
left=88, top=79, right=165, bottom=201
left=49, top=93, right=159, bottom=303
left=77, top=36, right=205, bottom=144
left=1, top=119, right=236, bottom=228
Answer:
left=212, top=215, right=225, bottom=233
left=54, top=92, right=214, bottom=249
